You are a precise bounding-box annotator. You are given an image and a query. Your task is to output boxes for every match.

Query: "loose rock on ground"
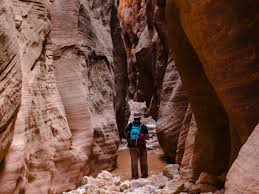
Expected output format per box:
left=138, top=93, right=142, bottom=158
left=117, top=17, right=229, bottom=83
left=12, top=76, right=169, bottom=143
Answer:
left=64, top=165, right=222, bottom=194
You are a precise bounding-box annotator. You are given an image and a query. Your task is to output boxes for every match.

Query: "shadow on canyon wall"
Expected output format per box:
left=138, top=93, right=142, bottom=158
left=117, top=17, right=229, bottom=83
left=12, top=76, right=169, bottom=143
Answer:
left=0, top=0, right=258, bottom=193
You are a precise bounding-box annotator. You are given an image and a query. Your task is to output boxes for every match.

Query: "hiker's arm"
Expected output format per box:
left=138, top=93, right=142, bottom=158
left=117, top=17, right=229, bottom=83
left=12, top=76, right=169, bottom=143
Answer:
left=142, top=125, right=149, bottom=140
left=124, top=123, right=131, bottom=139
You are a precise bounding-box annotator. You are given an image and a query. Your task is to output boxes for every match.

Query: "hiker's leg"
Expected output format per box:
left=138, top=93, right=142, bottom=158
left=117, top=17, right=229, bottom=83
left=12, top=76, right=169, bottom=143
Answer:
left=130, top=148, right=139, bottom=179
left=140, top=147, right=148, bottom=178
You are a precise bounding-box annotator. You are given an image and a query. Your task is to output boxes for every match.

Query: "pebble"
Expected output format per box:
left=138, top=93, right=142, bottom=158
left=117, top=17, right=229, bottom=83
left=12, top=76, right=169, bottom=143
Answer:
left=64, top=170, right=221, bottom=194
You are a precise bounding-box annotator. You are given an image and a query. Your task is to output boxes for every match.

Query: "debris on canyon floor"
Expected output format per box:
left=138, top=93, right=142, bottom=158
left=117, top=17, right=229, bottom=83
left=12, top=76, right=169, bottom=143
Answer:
left=64, top=101, right=223, bottom=194
left=64, top=166, right=224, bottom=194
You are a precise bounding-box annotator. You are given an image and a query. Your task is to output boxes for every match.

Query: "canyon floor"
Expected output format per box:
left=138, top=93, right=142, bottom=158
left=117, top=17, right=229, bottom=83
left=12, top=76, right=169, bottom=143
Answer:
left=64, top=146, right=224, bottom=194
left=63, top=101, right=224, bottom=194
left=113, top=147, right=167, bottom=181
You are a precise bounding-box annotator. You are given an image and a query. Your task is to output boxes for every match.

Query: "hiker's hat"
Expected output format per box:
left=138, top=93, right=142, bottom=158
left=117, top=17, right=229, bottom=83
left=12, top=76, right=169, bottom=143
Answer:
left=133, top=112, right=142, bottom=119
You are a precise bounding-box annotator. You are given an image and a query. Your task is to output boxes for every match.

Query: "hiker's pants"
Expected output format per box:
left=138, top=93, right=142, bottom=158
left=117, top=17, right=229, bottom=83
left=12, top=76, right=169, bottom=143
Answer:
left=129, top=146, right=148, bottom=179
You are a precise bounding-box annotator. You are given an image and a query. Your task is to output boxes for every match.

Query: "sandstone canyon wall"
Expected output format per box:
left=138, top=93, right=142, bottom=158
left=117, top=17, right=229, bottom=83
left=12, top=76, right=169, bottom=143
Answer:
left=110, top=4, right=131, bottom=137
left=0, top=0, right=121, bottom=193
left=118, top=0, right=192, bottom=167
left=118, top=0, right=171, bottom=120
left=165, top=0, right=259, bottom=193
left=0, top=0, right=258, bottom=193
left=0, top=0, right=22, bottom=164
left=119, top=0, right=259, bottom=193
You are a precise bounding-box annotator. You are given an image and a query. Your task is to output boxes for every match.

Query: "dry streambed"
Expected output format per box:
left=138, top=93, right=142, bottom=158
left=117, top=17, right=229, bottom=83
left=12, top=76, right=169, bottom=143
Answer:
left=64, top=101, right=224, bottom=194
left=64, top=164, right=224, bottom=194
left=112, top=147, right=166, bottom=180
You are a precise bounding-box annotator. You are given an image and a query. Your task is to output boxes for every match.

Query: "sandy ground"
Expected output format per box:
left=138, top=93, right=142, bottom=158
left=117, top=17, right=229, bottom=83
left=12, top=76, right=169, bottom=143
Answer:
left=112, top=148, right=167, bottom=181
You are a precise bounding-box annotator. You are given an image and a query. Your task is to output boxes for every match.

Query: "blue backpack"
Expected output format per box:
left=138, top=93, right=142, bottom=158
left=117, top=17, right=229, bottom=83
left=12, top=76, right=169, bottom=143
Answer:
left=130, top=124, right=142, bottom=141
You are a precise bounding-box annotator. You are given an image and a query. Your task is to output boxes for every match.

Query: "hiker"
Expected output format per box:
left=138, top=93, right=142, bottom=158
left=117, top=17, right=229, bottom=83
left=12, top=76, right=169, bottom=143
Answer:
left=124, top=112, right=149, bottom=179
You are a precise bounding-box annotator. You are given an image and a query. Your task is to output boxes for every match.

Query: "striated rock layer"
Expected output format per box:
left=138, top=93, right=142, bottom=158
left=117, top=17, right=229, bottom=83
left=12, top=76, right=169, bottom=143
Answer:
left=225, top=124, right=259, bottom=194
left=111, top=3, right=130, bottom=137
left=118, top=0, right=192, bottom=168
left=166, top=0, right=259, bottom=192
left=52, top=0, right=119, bottom=178
left=0, top=0, right=121, bottom=193
left=0, top=0, right=22, bottom=163
left=120, top=0, right=259, bottom=191
left=0, top=0, right=258, bottom=193
left=118, top=0, right=170, bottom=120
left=157, top=58, right=189, bottom=163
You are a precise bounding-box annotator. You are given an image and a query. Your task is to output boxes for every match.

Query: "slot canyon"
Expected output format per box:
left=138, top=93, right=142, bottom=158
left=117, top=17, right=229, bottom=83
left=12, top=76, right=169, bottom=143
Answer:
left=0, top=0, right=258, bottom=193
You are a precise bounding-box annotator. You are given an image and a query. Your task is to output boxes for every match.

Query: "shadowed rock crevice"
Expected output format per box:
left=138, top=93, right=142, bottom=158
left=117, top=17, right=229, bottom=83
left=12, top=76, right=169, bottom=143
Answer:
left=118, top=0, right=171, bottom=120
left=110, top=4, right=130, bottom=137
left=156, top=59, right=189, bottom=164
left=166, top=0, right=259, bottom=192
left=118, top=0, right=232, bottom=179
left=166, top=0, right=231, bottom=178
left=0, top=0, right=258, bottom=193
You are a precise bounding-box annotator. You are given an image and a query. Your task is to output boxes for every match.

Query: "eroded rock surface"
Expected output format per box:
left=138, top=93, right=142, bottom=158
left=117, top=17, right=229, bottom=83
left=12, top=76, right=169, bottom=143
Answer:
left=0, top=0, right=120, bottom=193
left=0, top=0, right=22, bottom=163
left=0, top=0, right=258, bottom=193
left=166, top=0, right=259, bottom=192
left=118, top=0, right=191, bottom=168
left=157, top=59, right=189, bottom=163
left=111, top=4, right=130, bottom=137
left=118, top=0, right=170, bottom=120
left=225, top=124, right=259, bottom=194
left=52, top=0, right=119, bottom=177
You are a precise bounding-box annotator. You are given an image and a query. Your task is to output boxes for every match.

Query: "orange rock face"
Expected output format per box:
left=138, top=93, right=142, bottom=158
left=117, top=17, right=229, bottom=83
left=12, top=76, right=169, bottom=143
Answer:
left=118, top=0, right=170, bottom=120
left=118, top=0, right=194, bottom=168
left=166, top=0, right=259, bottom=192
left=0, top=0, right=258, bottom=193
left=0, top=0, right=120, bottom=193
left=120, top=0, right=259, bottom=192
left=118, top=0, right=193, bottom=167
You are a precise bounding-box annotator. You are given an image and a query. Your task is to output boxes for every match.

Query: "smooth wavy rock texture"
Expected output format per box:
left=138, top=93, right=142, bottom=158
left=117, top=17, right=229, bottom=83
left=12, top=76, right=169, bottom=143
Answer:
left=166, top=0, right=259, bottom=192
left=0, top=0, right=120, bottom=193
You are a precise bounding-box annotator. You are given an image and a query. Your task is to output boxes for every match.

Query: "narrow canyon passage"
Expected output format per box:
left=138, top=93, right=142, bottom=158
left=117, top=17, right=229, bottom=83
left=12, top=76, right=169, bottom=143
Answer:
left=112, top=100, right=167, bottom=180
left=0, top=0, right=258, bottom=194
left=65, top=101, right=226, bottom=194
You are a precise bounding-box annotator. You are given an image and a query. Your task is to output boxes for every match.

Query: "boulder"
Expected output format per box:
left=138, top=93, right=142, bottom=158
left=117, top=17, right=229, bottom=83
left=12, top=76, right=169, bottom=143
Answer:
left=161, top=179, right=185, bottom=194
left=179, top=167, right=195, bottom=183
left=185, top=183, right=217, bottom=193
left=163, top=164, right=180, bottom=179
left=148, top=174, right=169, bottom=189
left=127, top=185, right=157, bottom=194
left=97, top=171, right=113, bottom=180
left=196, top=172, right=219, bottom=186
left=120, top=180, right=130, bottom=192
left=129, top=178, right=152, bottom=191
left=64, top=188, right=86, bottom=194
